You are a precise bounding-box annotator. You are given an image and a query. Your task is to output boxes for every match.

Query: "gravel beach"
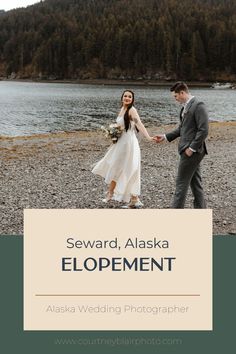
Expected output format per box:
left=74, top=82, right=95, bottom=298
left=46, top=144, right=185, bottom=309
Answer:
left=0, top=121, right=235, bottom=235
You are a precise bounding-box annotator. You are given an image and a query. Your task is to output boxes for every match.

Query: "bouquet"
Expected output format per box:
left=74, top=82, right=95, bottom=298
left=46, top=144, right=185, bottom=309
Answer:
left=101, top=123, right=124, bottom=144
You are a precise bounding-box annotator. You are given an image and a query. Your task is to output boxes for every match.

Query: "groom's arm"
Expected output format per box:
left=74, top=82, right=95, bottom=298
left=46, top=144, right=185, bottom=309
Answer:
left=165, top=125, right=181, bottom=142
left=189, top=102, right=208, bottom=151
left=153, top=125, right=180, bottom=143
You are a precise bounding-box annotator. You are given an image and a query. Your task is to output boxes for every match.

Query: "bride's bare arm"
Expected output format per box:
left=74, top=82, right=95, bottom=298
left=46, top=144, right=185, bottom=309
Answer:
left=130, top=107, right=152, bottom=141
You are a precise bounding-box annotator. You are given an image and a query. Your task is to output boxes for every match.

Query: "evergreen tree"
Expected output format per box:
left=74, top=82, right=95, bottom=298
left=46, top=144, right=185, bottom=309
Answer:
left=0, top=0, right=235, bottom=80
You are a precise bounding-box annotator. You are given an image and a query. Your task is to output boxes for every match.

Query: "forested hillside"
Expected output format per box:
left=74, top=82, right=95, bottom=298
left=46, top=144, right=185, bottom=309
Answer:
left=0, top=0, right=235, bottom=81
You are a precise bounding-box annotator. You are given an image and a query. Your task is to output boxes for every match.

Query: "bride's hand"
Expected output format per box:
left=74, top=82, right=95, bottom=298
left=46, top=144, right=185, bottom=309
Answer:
left=153, top=134, right=165, bottom=143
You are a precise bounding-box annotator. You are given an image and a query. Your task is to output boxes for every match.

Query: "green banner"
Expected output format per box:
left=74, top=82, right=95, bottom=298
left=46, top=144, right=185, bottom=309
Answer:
left=0, top=235, right=234, bottom=354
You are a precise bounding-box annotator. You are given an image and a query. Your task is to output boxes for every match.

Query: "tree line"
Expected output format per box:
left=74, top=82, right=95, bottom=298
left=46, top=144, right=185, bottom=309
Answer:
left=0, top=0, right=235, bottom=81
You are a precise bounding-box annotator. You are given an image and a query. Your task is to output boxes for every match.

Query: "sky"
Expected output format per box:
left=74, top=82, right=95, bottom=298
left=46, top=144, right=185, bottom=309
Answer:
left=0, top=1, right=42, bottom=11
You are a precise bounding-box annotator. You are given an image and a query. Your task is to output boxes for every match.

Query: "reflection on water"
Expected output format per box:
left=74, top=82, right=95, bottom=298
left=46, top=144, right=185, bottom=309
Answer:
left=0, top=81, right=235, bottom=136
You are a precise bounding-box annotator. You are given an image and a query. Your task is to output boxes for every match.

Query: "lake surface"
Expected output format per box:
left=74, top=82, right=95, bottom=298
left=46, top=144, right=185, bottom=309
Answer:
left=0, top=81, right=235, bottom=137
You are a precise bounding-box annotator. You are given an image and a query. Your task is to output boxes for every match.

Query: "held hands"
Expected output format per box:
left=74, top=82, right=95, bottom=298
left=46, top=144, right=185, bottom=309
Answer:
left=148, top=136, right=162, bottom=142
left=152, top=135, right=165, bottom=143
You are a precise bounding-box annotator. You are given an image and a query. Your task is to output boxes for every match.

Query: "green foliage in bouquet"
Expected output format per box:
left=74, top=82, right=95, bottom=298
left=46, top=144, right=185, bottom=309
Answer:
left=101, top=123, right=124, bottom=144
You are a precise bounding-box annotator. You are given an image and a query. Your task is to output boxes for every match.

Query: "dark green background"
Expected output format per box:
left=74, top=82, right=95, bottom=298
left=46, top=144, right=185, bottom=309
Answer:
left=0, top=236, right=234, bottom=354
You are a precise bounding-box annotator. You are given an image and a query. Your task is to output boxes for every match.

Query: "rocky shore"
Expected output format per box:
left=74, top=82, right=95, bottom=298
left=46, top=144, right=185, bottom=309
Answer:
left=0, top=121, right=235, bottom=235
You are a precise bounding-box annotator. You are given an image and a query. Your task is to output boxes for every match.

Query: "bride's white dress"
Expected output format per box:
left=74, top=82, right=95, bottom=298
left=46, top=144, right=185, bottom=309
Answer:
left=92, top=116, right=140, bottom=202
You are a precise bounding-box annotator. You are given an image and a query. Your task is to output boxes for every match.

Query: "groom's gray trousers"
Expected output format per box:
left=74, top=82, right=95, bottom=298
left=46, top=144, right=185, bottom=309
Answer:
left=172, top=150, right=206, bottom=208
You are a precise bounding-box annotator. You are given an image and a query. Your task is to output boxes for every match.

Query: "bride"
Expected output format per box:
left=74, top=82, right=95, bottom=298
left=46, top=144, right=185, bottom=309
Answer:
left=92, top=89, right=153, bottom=208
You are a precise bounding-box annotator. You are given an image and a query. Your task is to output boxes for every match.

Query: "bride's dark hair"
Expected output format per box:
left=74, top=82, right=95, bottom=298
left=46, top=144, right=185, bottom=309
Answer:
left=121, top=89, right=135, bottom=132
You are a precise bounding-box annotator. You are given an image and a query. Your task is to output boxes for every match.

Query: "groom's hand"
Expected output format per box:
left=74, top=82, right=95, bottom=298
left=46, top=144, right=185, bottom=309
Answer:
left=184, top=148, right=194, bottom=157
left=153, top=135, right=165, bottom=143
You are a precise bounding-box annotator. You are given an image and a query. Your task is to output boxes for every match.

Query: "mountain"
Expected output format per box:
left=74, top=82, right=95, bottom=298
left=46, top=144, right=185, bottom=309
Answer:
left=0, top=0, right=235, bottom=81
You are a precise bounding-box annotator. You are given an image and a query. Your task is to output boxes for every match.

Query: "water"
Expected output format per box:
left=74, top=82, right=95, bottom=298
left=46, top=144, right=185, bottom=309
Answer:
left=0, top=81, right=235, bottom=137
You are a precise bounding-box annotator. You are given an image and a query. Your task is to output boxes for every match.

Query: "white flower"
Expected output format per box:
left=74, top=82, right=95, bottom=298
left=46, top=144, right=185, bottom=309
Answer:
left=101, top=122, right=124, bottom=144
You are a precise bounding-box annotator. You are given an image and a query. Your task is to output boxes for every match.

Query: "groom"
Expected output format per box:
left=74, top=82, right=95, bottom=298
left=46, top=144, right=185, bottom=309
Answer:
left=154, top=82, right=208, bottom=208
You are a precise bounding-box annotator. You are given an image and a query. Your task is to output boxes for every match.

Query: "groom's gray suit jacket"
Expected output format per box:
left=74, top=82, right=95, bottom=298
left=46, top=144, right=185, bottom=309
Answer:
left=166, top=98, right=208, bottom=154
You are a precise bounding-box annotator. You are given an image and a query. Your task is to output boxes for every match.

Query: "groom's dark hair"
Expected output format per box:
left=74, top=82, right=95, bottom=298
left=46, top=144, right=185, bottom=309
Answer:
left=170, top=82, right=189, bottom=93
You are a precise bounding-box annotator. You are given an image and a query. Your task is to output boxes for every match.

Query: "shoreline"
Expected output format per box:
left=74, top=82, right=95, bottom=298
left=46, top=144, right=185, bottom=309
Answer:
left=0, top=120, right=235, bottom=141
left=0, top=121, right=235, bottom=235
left=0, top=78, right=219, bottom=87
